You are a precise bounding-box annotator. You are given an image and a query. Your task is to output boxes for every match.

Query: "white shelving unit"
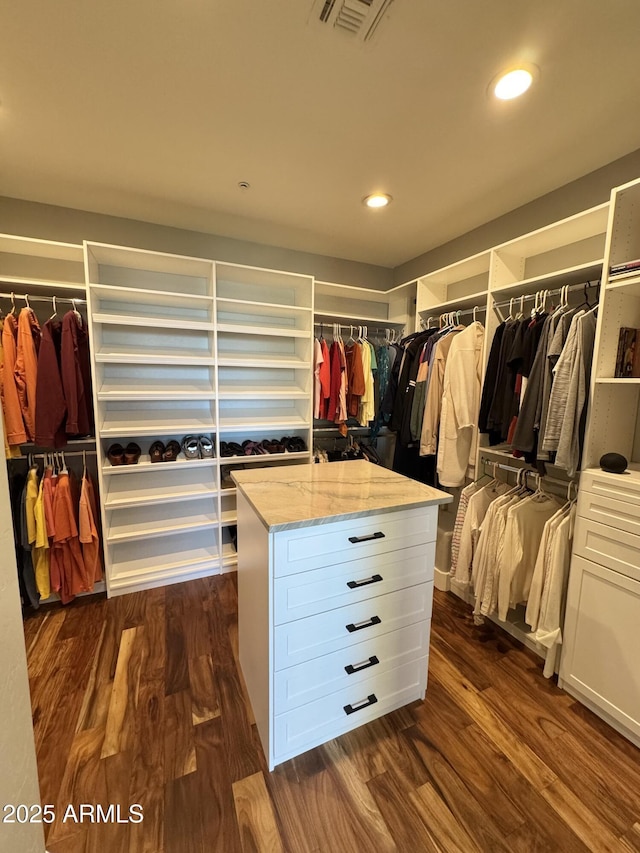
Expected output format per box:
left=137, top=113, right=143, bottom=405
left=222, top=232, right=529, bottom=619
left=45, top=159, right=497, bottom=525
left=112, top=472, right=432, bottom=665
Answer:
left=215, top=262, right=314, bottom=551
left=413, top=202, right=611, bottom=657
left=85, top=243, right=220, bottom=595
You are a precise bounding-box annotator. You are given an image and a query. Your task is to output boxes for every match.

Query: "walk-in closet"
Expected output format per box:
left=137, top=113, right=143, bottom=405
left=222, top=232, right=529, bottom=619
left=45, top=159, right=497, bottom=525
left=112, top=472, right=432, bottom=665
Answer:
left=3, top=4, right=640, bottom=851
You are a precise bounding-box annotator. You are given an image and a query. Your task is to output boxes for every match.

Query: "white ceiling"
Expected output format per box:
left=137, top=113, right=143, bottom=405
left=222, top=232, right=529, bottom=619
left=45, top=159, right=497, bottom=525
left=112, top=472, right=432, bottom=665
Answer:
left=1, top=0, right=640, bottom=268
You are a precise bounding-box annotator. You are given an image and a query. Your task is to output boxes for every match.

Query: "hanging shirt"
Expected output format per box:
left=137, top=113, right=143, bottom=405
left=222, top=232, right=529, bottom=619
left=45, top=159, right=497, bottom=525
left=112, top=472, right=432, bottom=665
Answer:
left=1, top=314, right=28, bottom=446
left=345, top=341, right=366, bottom=418
left=541, top=311, right=585, bottom=454
left=35, top=316, right=67, bottom=447
left=357, top=340, right=375, bottom=426
left=19, top=480, right=40, bottom=608
left=14, top=307, right=41, bottom=442
left=455, top=480, right=510, bottom=587
left=79, top=474, right=103, bottom=587
left=33, top=473, right=51, bottom=600
left=51, top=471, right=87, bottom=603
left=450, top=481, right=481, bottom=580
left=318, top=338, right=331, bottom=419
left=419, top=330, right=461, bottom=456
left=61, top=311, right=93, bottom=436
left=497, top=494, right=562, bottom=620
left=313, top=338, right=324, bottom=420
left=436, top=322, right=485, bottom=487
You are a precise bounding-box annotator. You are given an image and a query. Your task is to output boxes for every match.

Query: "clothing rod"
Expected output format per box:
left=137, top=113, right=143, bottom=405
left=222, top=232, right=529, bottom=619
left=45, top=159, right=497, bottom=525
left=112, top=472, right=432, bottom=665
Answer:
left=0, top=291, right=87, bottom=305
left=314, top=321, right=403, bottom=333
left=10, top=450, right=97, bottom=460
left=479, top=456, right=577, bottom=486
left=419, top=279, right=599, bottom=318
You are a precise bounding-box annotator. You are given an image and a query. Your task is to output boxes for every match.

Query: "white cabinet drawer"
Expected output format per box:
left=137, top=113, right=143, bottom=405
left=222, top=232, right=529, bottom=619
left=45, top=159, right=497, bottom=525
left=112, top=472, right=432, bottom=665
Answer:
left=580, top=470, right=640, bottom=507
left=273, top=542, right=435, bottom=624
left=273, top=506, right=437, bottom=577
left=573, top=517, right=640, bottom=582
left=274, top=620, right=430, bottom=714
left=577, top=490, right=640, bottom=538
left=274, top=582, right=434, bottom=670
left=273, top=656, right=427, bottom=760
left=560, top=555, right=640, bottom=741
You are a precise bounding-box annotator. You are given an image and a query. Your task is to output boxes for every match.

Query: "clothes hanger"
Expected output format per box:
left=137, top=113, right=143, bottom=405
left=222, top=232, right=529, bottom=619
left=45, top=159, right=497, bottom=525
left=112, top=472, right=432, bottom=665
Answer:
left=49, top=295, right=58, bottom=321
left=10, top=292, right=17, bottom=316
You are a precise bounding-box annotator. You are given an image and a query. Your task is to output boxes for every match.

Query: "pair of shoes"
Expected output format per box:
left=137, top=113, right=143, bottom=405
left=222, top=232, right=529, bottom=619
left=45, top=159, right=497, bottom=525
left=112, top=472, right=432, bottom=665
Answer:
left=261, top=440, right=285, bottom=454
left=182, top=435, right=215, bottom=459
left=107, top=442, right=141, bottom=465
left=242, top=440, right=268, bottom=456
left=280, top=436, right=307, bottom=453
left=220, top=441, right=244, bottom=457
left=149, top=440, right=181, bottom=463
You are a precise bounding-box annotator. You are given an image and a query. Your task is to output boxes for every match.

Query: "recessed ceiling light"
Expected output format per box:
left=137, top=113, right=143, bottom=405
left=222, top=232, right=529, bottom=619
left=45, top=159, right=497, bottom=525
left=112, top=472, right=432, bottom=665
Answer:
left=493, top=68, right=534, bottom=100
left=363, top=193, right=392, bottom=209
left=238, top=181, right=251, bottom=190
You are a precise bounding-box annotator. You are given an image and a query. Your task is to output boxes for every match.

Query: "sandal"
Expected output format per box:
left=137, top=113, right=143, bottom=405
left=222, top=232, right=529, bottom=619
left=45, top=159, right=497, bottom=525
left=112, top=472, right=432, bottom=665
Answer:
left=198, top=435, right=214, bottom=458
left=149, top=441, right=165, bottom=463
left=182, top=435, right=200, bottom=459
left=107, top=443, right=125, bottom=466
left=124, top=442, right=141, bottom=464
left=163, top=440, right=181, bottom=462
left=227, top=442, right=244, bottom=457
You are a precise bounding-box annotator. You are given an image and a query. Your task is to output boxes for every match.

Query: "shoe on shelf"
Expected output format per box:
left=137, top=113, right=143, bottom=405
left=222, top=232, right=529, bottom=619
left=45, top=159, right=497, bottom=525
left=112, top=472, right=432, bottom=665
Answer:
left=262, top=439, right=285, bottom=454
left=149, top=441, right=165, bottom=463
left=124, top=442, right=141, bottom=464
left=107, top=443, right=125, bottom=466
left=163, top=440, right=181, bottom=462
left=227, top=442, right=244, bottom=457
left=182, top=435, right=200, bottom=459
left=198, top=435, right=214, bottom=458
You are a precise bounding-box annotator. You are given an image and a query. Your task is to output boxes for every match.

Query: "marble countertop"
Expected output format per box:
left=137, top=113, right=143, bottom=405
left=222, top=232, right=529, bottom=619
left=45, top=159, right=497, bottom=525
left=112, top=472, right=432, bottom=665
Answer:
left=231, top=460, right=452, bottom=531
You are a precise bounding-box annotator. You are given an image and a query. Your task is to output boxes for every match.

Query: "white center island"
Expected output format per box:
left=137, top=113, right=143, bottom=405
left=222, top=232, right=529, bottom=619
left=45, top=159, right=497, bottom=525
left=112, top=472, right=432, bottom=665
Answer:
left=232, top=460, right=452, bottom=770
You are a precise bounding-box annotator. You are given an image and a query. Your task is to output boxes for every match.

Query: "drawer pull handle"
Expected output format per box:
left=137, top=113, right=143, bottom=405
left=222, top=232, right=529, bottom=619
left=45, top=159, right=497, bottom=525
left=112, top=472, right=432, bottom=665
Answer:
left=344, top=694, right=378, bottom=715
left=348, top=531, right=385, bottom=544
left=346, top=615, right=381, bottom=633
left=347, top=573, right=383, bottom=589
left=345, top=655, right=379, bottom=675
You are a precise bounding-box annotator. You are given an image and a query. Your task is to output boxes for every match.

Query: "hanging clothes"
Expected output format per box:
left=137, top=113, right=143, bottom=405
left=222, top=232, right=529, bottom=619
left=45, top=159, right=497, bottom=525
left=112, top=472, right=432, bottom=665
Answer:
left=0, top=317, right=22, bottom=458
left=26, top=467, right=50, bottom=600
left=35, top=315, right=67, bottom=447
left=437, top=321, right=485, bottom=488
left=316, top=337, right=331, bottom=419
left=33, top=472, right=51, bottom=599
left=61, top=310, right=94, bottom=436
left=454, top=479, right=511, bottom=588
left=345, top=340, right=365, bottom=418
left=1, top=313, right=28, bottom=447
left=19, top=478, right=40, bottom=608
left=419, top=327, right=462, bottom=456
left=357, top=339, right=375, bottom=426
left=450, top=480, right=481, bottom=581
left=14, top=307, right=41, bottom=442
left=478, top=320, right=506, bottom=445
left=51, top=470, right=87, bottom=603
left=79, top=472, right=103, bottom=588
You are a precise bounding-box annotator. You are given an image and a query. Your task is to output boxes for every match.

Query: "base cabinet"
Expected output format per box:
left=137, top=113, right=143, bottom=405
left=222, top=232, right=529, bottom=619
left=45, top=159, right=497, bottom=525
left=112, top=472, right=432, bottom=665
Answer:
left=559, top=470, right=640, bottom=748
left=236, top=494, right=438, bottom=770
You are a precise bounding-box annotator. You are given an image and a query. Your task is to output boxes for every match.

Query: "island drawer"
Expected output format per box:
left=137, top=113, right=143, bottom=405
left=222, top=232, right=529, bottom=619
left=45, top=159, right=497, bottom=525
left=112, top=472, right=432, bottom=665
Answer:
left=273, top=582, right=434, bottom=669
left=273, top=656, right=427, bottom=761
left=273, top=505, right=438, bottom=577
left=273, top=542, right=434, bottom=624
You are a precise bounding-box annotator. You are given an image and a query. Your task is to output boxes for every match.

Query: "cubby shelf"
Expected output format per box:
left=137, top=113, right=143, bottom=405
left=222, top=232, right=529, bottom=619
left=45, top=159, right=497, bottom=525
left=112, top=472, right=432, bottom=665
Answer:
left=90, top=283, right=213, bottom=307
left=218, top=451, right=310, bottom=465
left=219, top=417, right=310, bottom=431
left=98, top=388, right=215, bottom=401
left=216, top=323, right=308, bottom=338
left=102, top=457, right=218, bottom=475
left=95, top=351, right=217, bottom=366
left=216, top=297, right=311, bottom=313
left=104, top=486, right=217, bottom=510
left=607, top=274, right=640, bottom=294
left=220, top=511, right=237, bottom=526
left=0, top=274, right=86, bottom=292
left=92, top=312, right=215, bottom=332
left=100, top=422, right=216, bottom=437
left=216, top=355, right=308, bottom=369
left=107, top=518, right=217, bottom=544
left=490, top=260, right=604, bottom=297
left=217, top=388, right=308, bottom=399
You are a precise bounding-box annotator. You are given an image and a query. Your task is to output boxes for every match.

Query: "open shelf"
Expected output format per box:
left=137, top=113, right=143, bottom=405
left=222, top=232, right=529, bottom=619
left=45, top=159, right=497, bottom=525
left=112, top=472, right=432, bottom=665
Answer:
left=419, top=290, right=487, bottom=317
left=216, top=354, right=308, bottom=369
left=102, top=456, right=217, bottom=474
left=95, top=350, right=216, bottom=366
left=92, top=312, right=215, bottom=332
left=107, top=500, right=217, bottom=544
left=216, top=296, right=311, bottom=313
left=90, top=282, right=212, bottom=308
left=607, top=273, right=640, bottom=295
left=220, top=510, right=237, bottom=527
left=218, top=451, right=309, bottom=465
left=490, top=260, right=604, bottom=298
left=216, top=323, right=308, bottom=338
left=215, top=262, right=312, bottom=309
left=109, top=529, right=219, bottom=579
left=104, top=485, right=217, bottom=510
left=99, top=400, right=216, bottom=436
left=217, top=388, right=308, bottom=400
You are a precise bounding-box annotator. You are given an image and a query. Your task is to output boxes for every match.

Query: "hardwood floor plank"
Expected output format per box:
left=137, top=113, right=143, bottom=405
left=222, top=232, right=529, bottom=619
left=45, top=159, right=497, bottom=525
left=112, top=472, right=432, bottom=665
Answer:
left=189, top=653, right=220, bottom=725
left=264, top=765, right=319, bottom=853
left=165, top=613, right=190, bottom=696
left=101, top=626, right=146, bottom=758
left=457, top=724, right=591, bottom=853
left=409, top=709, right=525, bottom=836
left=232, top=771, right=284, bottom=853
left=368, top=769, right=441, bottom=853
left=541, top=779, right=629, bottom=853
left=481, top=684, right=639, bottom=836
left=27, top=608, right=66, bottom=676
left=129, top=674, right=166, bottom=853
left=410, top=779, right=482, bottom=853
left=194, top=717, right=243, bottom=852
left=215, top=663, right=264, bottom=783
left=164, top=690, right=197, bottom=782
left=429, top=645, right=557, bottom=790
left=403, top=724, right=514, bottom=853
left=620, top=823, right=640, bottom=853
left=164, top=771, right=204, bottom=853
left=84, top=751, right=133, bottom=853
left=322, top=738, right=397, bottom=852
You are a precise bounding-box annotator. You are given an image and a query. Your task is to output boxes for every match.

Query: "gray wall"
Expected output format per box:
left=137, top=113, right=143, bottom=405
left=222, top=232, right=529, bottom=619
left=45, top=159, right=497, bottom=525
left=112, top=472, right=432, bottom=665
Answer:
left=394, top=147, right=640, bottom=285
left=0, top=196, right=394, bottom=291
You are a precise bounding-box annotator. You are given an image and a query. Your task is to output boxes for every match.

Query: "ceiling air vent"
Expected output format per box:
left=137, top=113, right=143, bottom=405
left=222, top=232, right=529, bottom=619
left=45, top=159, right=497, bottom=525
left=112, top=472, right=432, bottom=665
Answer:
left=310, top=0, right=395, bottom=43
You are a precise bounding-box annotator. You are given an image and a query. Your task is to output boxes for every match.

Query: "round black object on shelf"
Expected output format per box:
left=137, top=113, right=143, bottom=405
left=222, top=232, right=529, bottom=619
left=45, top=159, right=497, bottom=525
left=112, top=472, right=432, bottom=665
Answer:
left=599, top=452, right=627, bottom=474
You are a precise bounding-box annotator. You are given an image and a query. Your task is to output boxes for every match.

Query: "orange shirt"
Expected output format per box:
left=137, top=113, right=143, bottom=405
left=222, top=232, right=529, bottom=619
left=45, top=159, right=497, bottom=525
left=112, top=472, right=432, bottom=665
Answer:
left=1, top=314, right=28, bottom=445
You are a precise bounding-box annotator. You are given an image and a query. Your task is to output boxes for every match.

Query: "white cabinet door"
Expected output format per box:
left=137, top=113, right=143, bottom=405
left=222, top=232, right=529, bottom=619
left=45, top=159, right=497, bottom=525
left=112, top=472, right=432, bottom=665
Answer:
left=573, top=517, right=640, bottom=582
left=560, top=555, right=640, bottom=741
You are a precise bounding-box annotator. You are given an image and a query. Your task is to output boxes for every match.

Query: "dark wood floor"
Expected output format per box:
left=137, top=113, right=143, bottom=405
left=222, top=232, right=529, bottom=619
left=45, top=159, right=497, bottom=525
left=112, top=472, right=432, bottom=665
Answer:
left=24, top=575, right=640, bottom=853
